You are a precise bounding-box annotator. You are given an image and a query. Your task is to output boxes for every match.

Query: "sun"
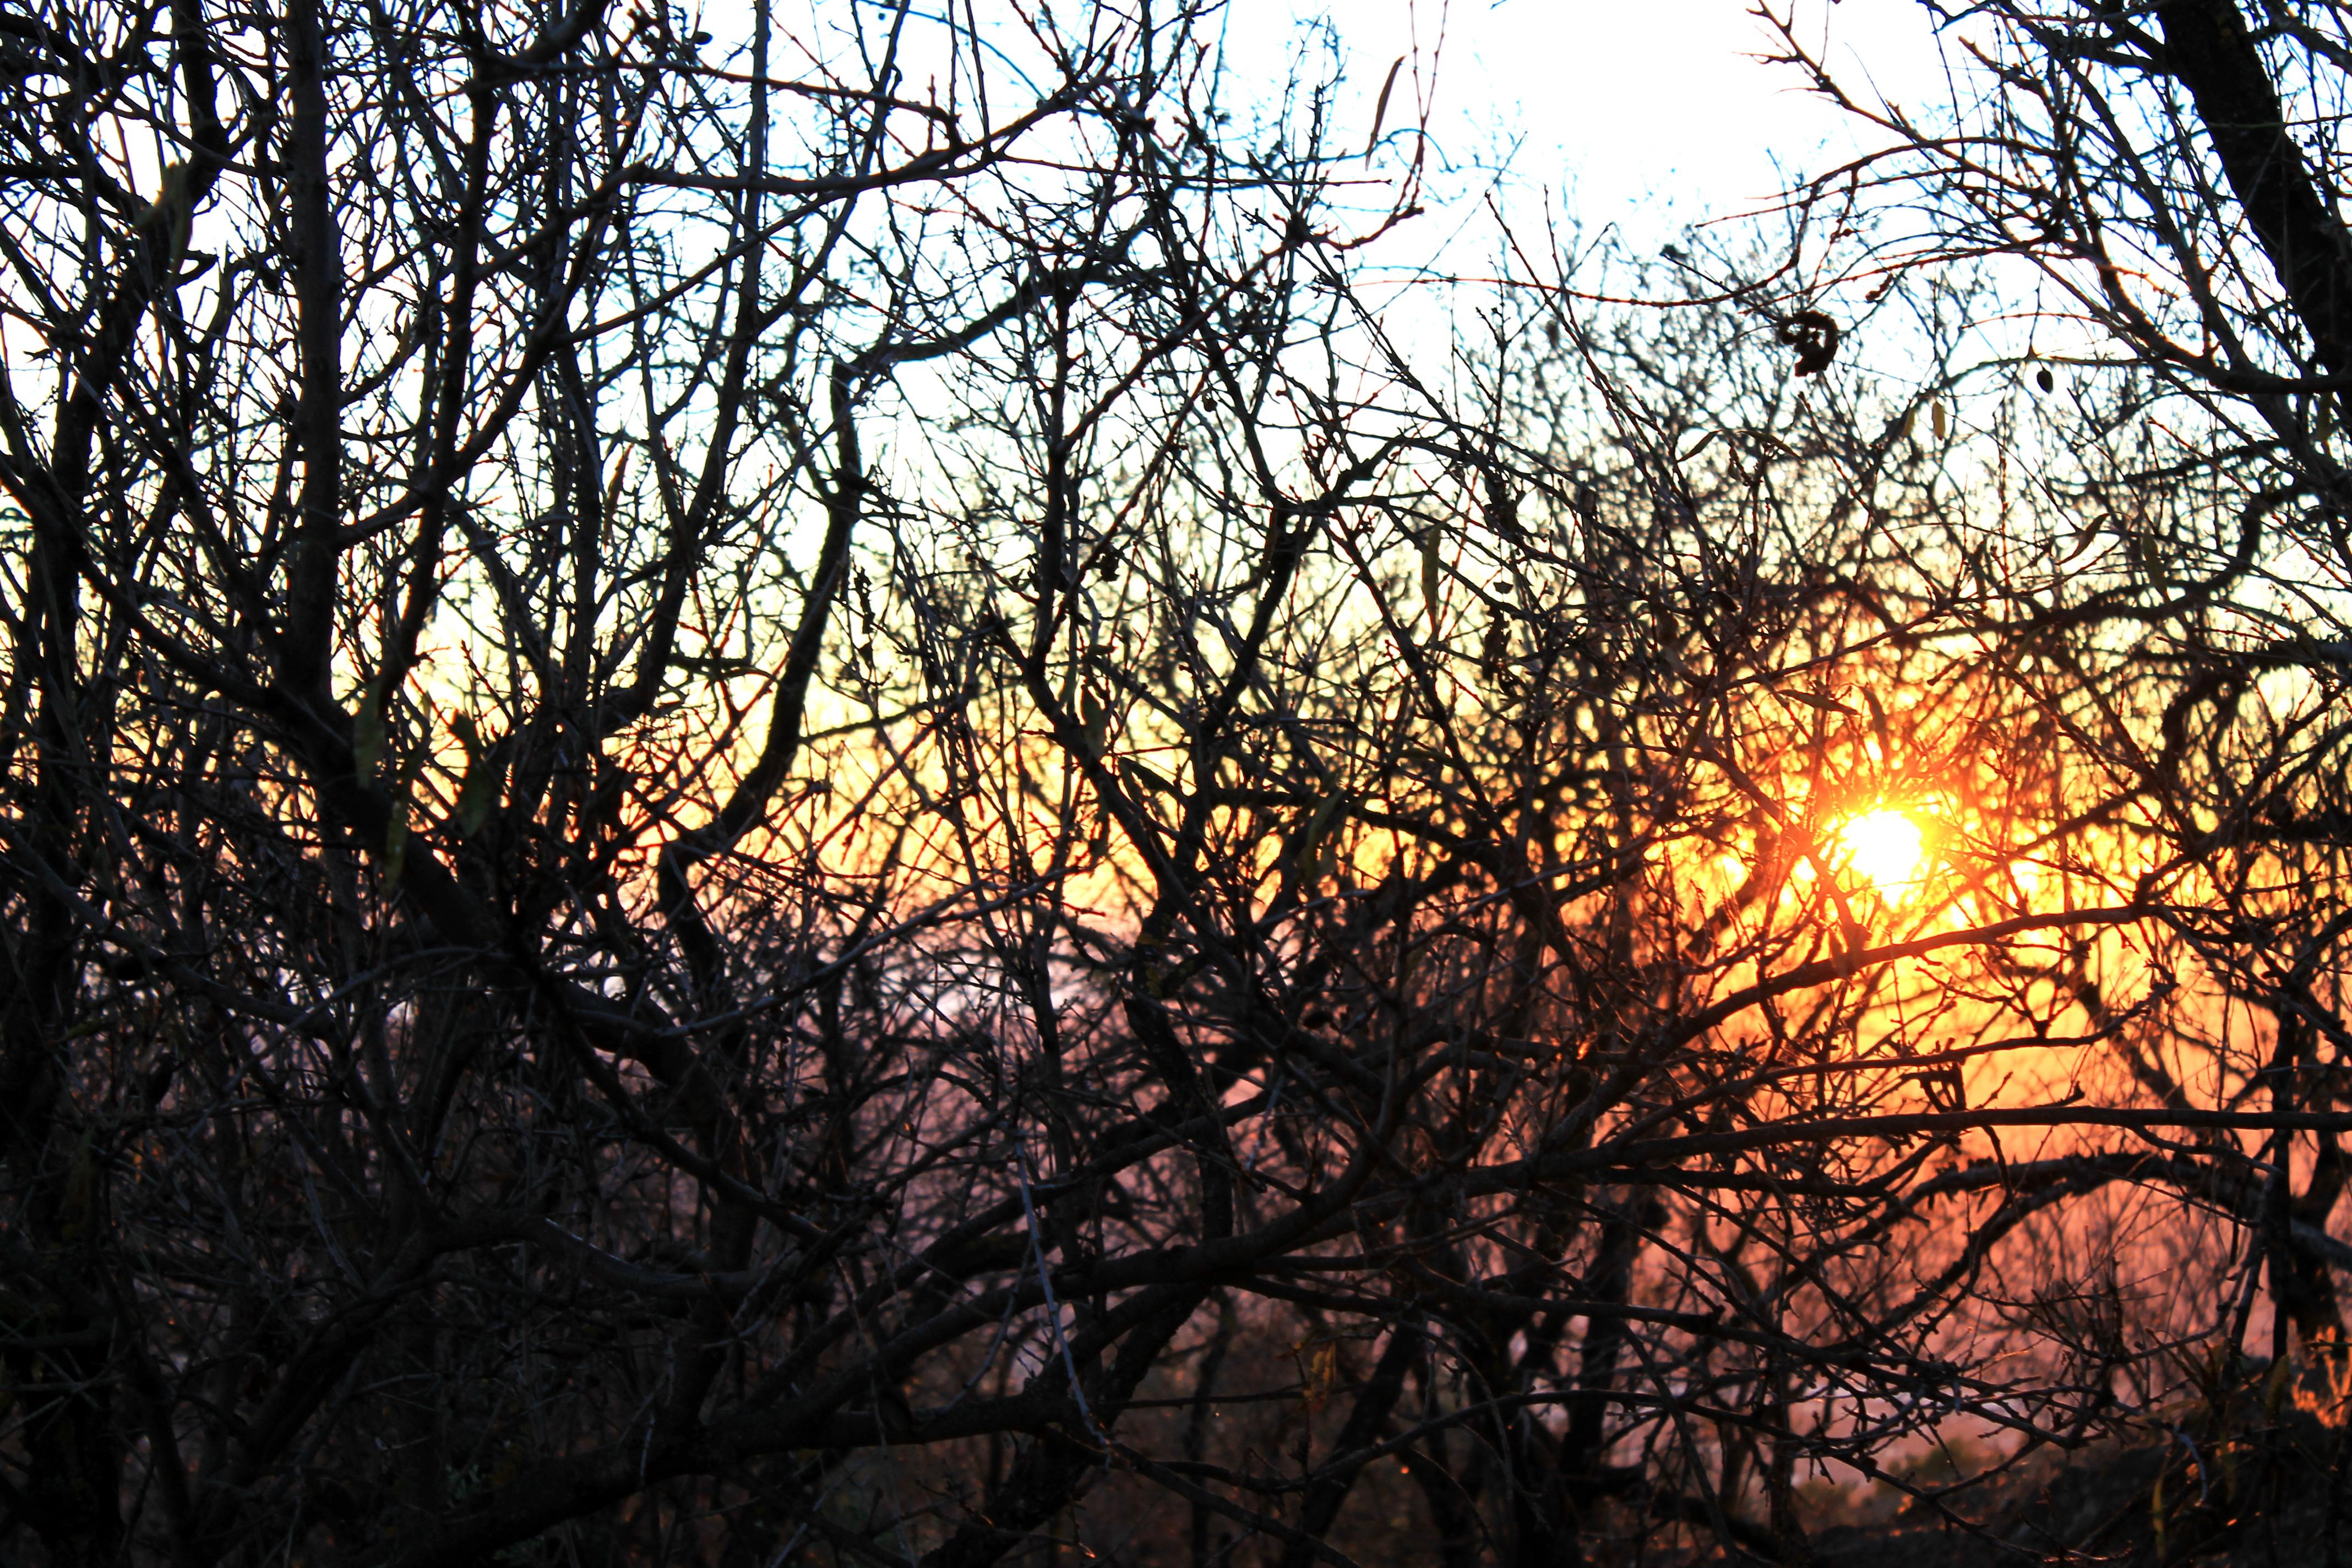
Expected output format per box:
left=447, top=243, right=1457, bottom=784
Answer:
left=1837, top=809, right=1926, bottom=893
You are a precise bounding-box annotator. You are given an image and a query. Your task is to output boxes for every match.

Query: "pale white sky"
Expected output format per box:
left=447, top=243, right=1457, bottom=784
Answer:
left=1231, top=0, right=1956, bottom=246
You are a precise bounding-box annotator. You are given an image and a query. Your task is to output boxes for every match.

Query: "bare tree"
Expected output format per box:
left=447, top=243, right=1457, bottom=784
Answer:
left=0, top=0, right=1396, bottom=1558
left=1757, top=0, right=2352, bottom=1362
left=1692, top=0, right=2352, bottom=1545
left=9, top=0, right=2352, bottom=1565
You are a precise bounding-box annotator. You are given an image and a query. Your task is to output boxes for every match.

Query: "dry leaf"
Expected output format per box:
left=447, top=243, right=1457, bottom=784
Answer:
left=1296, top=1337, right=1341, bottom=1412
left=1781, top=689, right=1858, bottom=716
left=1420, top=526, right=1444, bottom=625
left=1777, top=311, right=1839, bottom=376
left=1364, top=56, right=1405, bottom=164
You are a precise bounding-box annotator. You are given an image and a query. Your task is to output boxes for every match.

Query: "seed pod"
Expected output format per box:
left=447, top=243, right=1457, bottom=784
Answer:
left=1776, top=310, right=1840, bottom=376
left=1421, top=526, right=1444, bottom=624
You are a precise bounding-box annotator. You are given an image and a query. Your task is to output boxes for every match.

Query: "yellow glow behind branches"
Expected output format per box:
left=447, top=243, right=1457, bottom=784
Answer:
left=1838, top=809, right=1925, bottom=894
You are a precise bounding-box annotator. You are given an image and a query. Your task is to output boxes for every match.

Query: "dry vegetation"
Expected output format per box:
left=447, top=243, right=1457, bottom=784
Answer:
left=9, top=0, right=2352, bottom=1564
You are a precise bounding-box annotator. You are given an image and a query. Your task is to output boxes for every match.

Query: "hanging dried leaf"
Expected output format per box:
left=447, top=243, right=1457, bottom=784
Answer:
left=1420, top=525, right=1444, bottom=624
left=2061, top=515, right=2104, bottom=563
left=1482, top=468, right=1520, bottom=541
left=1295, top=793, right=1343, bottom=885
left=1364, top=56, right=1405, bottom=164
left=1293, top=1334, right=1342, bottom=1412
left=1080, top=687, right=1108, bottom=751
left=457, top=754, right=503, bottom=838
left=1480, top=614, right=1510, bottom=677
left=1781, top=688, right=1858, bottom=716
left=448, top=711, right=501, bottom=836
left=354, top=688, right=386, bottom=781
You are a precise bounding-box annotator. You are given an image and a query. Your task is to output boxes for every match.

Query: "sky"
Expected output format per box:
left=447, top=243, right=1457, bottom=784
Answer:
left=1228, top=0, right=1959, bottom=249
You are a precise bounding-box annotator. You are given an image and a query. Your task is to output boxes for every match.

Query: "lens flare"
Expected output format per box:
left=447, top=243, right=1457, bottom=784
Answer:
left=1838, top=809, right=1925, bottom=893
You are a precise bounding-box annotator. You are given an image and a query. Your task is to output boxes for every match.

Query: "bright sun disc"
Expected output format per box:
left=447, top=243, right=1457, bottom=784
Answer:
left=1838, top=809, right=1925, bottom=892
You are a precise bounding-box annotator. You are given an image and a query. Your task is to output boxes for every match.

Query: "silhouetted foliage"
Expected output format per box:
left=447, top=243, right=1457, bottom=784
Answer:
left=10, top=2, right=2352, bottom=1566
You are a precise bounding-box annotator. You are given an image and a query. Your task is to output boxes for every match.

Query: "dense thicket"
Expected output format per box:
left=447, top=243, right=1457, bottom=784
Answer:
left=6, top=1, right=2352, bottom=1565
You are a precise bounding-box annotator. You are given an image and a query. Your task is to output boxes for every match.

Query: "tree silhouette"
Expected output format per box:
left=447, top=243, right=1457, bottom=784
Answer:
left=7, top=1, right=2352, bottom=1565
